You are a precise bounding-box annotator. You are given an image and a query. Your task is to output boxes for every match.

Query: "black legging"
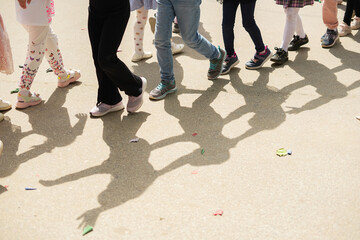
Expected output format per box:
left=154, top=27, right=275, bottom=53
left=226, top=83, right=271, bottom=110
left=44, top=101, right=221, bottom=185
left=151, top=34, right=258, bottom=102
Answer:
left=88, top=0, right=142, bottom=105
left=343, top=0, right=360, bottom=26
left=222, top=0, right=265, bottom=56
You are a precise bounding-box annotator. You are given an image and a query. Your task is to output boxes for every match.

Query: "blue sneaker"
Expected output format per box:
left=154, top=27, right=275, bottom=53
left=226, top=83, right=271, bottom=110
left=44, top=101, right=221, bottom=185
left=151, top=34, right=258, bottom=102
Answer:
left=221, top=53, right=239, bottom=75
left=149, top=80, right=177, bottom=100
left=207, top=46, right=226, bottom=80
left=321, top=29, right=339, bottom=48
left=245, top=46, right=271, bottom=70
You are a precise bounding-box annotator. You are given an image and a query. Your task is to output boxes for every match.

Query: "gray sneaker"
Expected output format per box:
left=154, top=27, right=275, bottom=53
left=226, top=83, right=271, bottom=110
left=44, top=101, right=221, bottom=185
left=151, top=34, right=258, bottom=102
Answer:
left=207, top=46, right=226, bottom=80
left=127, top=77, right=147, bottom=113
left=149, top=80, right=177, bottom=100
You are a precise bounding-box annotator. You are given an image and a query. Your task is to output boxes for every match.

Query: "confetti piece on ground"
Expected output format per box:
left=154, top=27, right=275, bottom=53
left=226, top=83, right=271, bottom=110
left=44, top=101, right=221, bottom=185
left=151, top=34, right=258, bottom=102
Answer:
left=117, top=49, right=122, bottom=52
left=11, top=88, right=19, bottom=94
left=25, top=187, right=36, bottom=190
left=46, top=68, right=53, bottom=73
left=191, top=170, right=198, bottom=174
left=356, top=116, right=360, bottom=120
left=19, top=65, right=23, bottom=68
left=213, top=210, right=223, bottom=216
left=192, top=133, right=197, bottom=136
left=129, top=138, right=139, bottom=143
left=82, top=226, right=93, bottom=236
left=287, top=149, right=292, bottom=155
left=201, top=149, right=205, bottom=155
left=81, top=28, right=86, bottom=30
left=4, top=185, right=8, bottom=188
left=276, top=148, right=288, bottom=157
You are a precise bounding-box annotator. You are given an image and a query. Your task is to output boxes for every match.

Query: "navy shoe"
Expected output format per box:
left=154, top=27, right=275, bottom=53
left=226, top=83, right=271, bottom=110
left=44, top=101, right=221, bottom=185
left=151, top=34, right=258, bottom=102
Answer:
left=245, top=46, right=271, bottom=70
left=221, top=53, right=239, bottom=75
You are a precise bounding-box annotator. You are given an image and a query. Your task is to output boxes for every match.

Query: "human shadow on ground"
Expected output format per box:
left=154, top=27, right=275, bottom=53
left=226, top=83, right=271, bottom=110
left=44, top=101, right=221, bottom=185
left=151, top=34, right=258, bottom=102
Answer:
left=283, top=48, right=360, bottom=115
left=0, top=83, right=87, bottom=178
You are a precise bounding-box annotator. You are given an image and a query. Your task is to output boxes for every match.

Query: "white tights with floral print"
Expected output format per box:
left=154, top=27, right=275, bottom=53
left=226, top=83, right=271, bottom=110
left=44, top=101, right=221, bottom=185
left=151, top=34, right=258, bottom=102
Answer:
left=19, top=25, right=67, bottom=90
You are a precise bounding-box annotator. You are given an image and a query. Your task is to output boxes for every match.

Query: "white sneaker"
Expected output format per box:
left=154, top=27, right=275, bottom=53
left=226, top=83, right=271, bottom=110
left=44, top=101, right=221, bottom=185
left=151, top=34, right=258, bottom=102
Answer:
left=90, top=101, right=124, bottom=117
left=171, top=42, right=184, bottom=55
left=0, top=98, right=11, bottom=111
left=339, top=23, right=351, bottom=37
left=127, top=77, right=147, bottom=113
left=131, top=51, right=153, bottom=62
left=351, top=17, right=360, bottom=30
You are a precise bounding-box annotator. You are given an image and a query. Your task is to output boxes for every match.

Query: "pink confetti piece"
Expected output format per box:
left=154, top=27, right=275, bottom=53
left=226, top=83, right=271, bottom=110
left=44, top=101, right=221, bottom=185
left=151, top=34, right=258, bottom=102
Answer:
left=81, top=28, right=86, bottom=30
left=4, top=185, right=8, bottom=189
left=213, top=210, right=223, bottom=216
left=191, top=170, right=198, bottom=174
left=192, top=133, right=197, bottom=136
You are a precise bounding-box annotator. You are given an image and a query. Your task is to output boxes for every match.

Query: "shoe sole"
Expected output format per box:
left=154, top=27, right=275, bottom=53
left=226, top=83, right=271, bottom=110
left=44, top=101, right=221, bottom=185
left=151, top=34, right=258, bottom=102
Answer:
left=0, top=105, right=12, bottom=111
left=270, top=57, right=289, bottom=65
left=127, top=77, right=147, bottom=113
left=245, top=54, right=272, bottom=70
left=90, top=105, right=125, bottom=117
left=221, top=59, right=240, bottom=75
left=208, top=49, right=227, bottom=80
left=322, top=35, right=339, bottom=48
left=149, top=87, right=177, bottom=100
left=288, top=40, right=309, bottom=51
left=16, top=100, right=42, bottom=109
left=58, top=72, right=81, bottom=88
left=149, top=17, right=156, bottom=34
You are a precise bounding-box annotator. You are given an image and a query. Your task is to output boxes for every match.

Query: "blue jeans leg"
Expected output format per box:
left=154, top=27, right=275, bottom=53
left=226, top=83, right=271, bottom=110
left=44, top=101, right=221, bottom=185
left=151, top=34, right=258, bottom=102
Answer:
left=155, top=0, right=175, bottom=83
left=174, top=0, right=219, bottom=60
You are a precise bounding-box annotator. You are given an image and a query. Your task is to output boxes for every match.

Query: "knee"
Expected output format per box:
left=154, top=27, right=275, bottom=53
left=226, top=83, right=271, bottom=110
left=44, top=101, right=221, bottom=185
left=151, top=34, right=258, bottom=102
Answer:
left=242, top=18, right=257, bottom=32
left=182, top=33, right=201, bottom=49
left=98, top=54, right=117, bottom=71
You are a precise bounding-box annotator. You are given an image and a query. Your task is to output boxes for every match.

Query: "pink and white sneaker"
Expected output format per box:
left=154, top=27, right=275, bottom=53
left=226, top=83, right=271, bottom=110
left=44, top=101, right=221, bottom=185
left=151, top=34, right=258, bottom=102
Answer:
left=16, top=90, right=42, bottom=109
left=58, top=69, right=81, bottom=88
left=127, top=77, right=147, bottom=113
left=90, top=101, right=124, bottom=117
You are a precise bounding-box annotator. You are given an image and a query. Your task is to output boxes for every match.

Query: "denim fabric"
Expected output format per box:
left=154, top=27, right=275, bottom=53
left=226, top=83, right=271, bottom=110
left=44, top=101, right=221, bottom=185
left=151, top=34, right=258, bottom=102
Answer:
left=155, top=0, right=219, bottom=83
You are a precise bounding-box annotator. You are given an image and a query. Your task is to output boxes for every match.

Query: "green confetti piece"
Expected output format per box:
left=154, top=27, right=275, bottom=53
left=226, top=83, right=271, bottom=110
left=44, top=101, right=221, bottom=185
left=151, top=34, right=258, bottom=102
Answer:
left=10, top=88, right=19, bottom=94
left=201, top=149, right=205, bottom=155
left=276, top=148, right=288, bottom=157
left=82, top=226, right=93, bottom=236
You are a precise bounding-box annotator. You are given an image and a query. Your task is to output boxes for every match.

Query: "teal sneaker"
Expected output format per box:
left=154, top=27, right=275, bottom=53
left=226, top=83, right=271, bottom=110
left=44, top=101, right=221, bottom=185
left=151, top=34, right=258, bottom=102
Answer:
left=207, top=46, right=226, bottom=80
left=149, top=81, right=177, bottom=100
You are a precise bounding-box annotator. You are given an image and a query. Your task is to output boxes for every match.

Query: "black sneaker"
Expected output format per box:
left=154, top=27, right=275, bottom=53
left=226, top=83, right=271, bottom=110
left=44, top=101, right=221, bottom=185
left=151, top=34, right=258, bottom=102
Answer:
left=221, top=53, right=239, bottom=75
left=270, top=47, right=288, bottom=65
left=288, top=35, right=309, bottom=51
left=321, top=29, right=339, bottom=48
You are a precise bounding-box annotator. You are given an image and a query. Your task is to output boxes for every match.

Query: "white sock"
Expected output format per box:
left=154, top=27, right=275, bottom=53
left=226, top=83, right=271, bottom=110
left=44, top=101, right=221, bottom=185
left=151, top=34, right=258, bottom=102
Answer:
left=281, top=7, right=300, bottom=51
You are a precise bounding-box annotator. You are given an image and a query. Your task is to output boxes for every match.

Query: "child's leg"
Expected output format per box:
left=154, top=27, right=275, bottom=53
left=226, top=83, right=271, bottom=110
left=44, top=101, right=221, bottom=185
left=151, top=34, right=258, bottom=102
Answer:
left=295, top=13, right=306, bottom=38
left=281, top=7, right=300, bottom=51
left=222, top=0, right=239, bottom=56
left=45, top=27, right=81, bottom=87
left=44, top=27, right=66, bottom=76
left=174, top=0, right=219, bottom=60
left=19, top=25, right=48, bottom=91
left=16, top=25, right=48, bottom=108
left=323, top=0, right=338, bottom=30
left=240, top=0, right=265, bottom=53
left=134, top=7, right=148, bottom=55
left=343, top=0, right=355, bottom=25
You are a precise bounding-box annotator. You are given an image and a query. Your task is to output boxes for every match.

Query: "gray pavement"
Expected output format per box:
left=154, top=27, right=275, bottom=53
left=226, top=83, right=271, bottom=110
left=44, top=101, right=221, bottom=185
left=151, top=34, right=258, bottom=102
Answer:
left=1, top=1, right=360, bottom=239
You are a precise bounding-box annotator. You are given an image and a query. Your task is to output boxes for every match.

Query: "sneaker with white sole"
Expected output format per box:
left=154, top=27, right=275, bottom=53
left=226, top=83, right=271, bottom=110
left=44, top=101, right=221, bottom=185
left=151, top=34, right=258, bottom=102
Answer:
left=131, top=52, right=153, bottom=62
left=207, top=46, right=226, bottom=80
left=0, top=98, right=11, bottom=111
left=149, top=80, right=177, bottom=100
left=16, top=90, right=42, bottom=109
left=351, top=17, right=360, bottom=30
left=171, top=42, right=184, bottom=55
left=127, top=77, right=147, bottom=113
left=58, top=69, right=81, bottom=88
left=90, top=101, right=124, bottom=117
left=339, top=23, right=351, bottom=37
